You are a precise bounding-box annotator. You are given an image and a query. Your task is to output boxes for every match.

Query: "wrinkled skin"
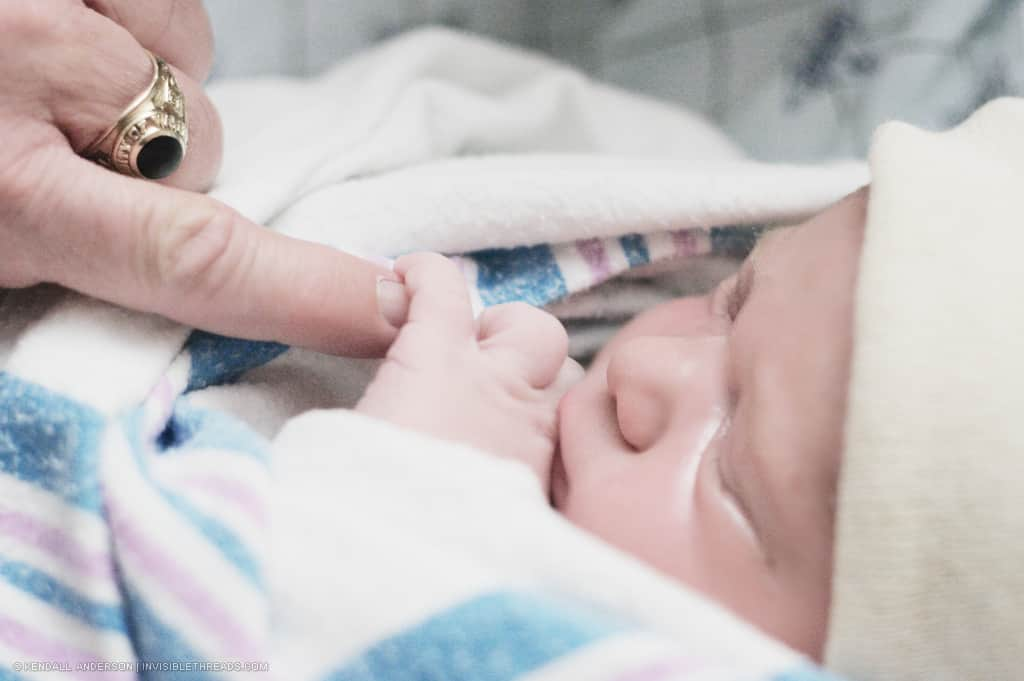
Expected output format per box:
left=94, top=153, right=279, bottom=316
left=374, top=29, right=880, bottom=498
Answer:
left=1, top=0, right=401, bottom=355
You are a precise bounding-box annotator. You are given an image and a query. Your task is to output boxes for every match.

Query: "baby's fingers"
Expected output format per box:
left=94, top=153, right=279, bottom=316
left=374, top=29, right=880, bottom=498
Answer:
left=478, top=302, right=569, bottom=389
left=392, top=252, right=475, bottom=340
left=546, top=358, right=586, bottom=400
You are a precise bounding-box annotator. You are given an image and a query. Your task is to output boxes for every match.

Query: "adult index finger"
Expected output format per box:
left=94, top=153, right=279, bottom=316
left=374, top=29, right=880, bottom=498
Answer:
left=23, top=151, right=402, bottom=357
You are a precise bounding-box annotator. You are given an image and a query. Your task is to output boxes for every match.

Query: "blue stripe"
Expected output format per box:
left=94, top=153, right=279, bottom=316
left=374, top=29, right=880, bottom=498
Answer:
left=0, top=667, right=27, bottom=681
left=121, top=410, right=264, bottom=590
left=158, top=488, right=263, bottom=589
left=154, top=401, right=269, bottom=463
left=0, top=560, right=126, bottom=632
left=324, top=591, right=625, bottom=681
left=619, top=234, right=650, bottom=266
left=123, top=589, right=218, bottom=681
left=470, top=245, right=568, bottom=307
left=185, top=331, right=288, bottom=392
left=0, top=373, right=106, bottom=513
left=773, top=665, right=849, bottom=681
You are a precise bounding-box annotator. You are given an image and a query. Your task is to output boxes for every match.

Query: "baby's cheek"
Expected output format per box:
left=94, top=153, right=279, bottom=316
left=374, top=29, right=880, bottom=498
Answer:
left=562, top=469, right=688, bottom=574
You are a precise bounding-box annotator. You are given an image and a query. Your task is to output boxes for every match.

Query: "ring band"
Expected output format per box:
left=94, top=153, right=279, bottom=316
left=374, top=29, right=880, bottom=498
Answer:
left=83, top=51, right=188, bottom=180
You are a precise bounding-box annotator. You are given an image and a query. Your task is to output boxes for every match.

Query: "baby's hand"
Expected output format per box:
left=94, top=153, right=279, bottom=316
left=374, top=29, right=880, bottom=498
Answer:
left=356, top=253, right=582, bottom=487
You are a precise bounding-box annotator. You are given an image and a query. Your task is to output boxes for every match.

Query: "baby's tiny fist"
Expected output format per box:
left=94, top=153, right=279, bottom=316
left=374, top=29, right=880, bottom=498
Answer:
left=356, top=253, right=582, bottom=488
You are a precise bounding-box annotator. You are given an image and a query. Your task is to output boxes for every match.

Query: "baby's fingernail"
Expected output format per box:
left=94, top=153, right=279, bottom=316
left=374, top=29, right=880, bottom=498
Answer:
left=377, top=277, right=409, bottom=328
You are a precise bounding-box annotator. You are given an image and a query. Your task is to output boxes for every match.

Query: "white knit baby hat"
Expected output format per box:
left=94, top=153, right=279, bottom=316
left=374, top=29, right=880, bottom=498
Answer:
left=825, top=98, right=1024, bottom=680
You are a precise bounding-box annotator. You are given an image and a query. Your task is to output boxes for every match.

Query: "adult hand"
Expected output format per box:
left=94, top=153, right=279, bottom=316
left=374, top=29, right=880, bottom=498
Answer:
left=0, top=0, right=406, bottom=356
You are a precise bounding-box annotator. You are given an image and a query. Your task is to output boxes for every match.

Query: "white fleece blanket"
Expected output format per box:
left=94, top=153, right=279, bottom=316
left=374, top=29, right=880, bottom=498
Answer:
left=0, top=28, right=865, bottom=680
left=207, top=25, right=866, bottom=365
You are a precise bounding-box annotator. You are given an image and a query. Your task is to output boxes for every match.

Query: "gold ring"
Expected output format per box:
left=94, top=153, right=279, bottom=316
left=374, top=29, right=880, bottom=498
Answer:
left=83, top=51, right=188, bottom=180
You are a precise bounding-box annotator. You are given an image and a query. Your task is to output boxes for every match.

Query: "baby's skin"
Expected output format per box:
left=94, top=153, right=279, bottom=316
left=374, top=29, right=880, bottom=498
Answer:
left=357, top=252, right=583, bottom=486
left=357, top=189, right=867, bottom=659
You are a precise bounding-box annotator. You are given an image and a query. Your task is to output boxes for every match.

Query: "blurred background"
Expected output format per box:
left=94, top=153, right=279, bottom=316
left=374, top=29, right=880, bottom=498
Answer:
left=203, top=0, right=1024, bottom=161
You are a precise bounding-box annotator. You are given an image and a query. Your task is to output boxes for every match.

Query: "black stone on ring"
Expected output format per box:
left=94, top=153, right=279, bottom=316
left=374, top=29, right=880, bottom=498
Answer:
left=81, top=52, right=189, bottom=181
left=136, top=135, right=185, bottom=180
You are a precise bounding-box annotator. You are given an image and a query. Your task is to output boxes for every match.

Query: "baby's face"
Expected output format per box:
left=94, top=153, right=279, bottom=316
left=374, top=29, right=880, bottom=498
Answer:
left=552, top=190, right=867, bottom=657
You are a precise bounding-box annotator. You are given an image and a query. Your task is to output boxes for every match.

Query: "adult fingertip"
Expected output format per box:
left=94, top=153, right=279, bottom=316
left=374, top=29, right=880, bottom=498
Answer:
left=376, top=276, right=409, bottom=329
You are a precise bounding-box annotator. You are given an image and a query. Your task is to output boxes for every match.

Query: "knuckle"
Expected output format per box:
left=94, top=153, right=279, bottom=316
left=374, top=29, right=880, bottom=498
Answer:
left=484, top=303, right=568, bottom=353
left=529, top=305, right=569, bottom=346
left=0, top=145, right=46, bottom=209
left=477, top=306, right=514, bottom=338
left=495, top=301, right=545, bottom=326
left=143, top=201, right=240, bottom=297
left=396, top=252, right=466, bottom=295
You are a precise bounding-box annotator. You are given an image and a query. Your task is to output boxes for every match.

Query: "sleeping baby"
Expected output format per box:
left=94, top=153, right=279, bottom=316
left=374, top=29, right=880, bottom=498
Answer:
left=357, top=187, right=859, bottom=659
left=358, top=98, right=1024, bottom=680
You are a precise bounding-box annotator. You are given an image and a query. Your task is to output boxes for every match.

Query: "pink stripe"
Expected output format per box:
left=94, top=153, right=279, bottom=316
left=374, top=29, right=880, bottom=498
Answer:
left=577, top=238, right=611, bottom=282
left=671, top=229, right=709, bottom=259
left=0, top=510, right=113, bottom=581
left=0, top=614, right=132, bottom=681
left=106, top=499, right=263, bottom=661
left=612, top=656, right=705, bottom=681
left=178, top=475, right=267, bottom=529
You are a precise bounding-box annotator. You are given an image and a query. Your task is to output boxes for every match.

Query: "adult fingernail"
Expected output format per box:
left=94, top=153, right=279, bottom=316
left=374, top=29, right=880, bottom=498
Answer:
left=376, top=277, right=409, bottom=328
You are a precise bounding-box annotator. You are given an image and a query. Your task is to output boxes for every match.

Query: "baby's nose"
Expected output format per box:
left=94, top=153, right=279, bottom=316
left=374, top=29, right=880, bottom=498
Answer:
left=606, top=335, right=727, bottom=451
